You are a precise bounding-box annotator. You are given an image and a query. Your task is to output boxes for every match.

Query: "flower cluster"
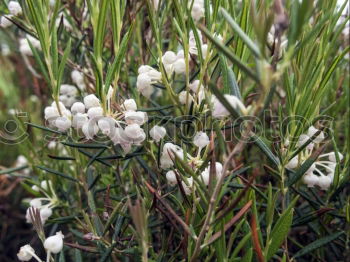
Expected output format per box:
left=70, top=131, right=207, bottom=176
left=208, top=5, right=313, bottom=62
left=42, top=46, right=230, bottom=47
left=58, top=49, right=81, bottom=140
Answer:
left=161, top=131, right=224, bottom=195
left=44, top=92, right=151, bottom=153
left=17, top=231, right=64, bottom=261
left=26, top=180, right=57, bottom=224
left=286, top=126, right=343, bottom=190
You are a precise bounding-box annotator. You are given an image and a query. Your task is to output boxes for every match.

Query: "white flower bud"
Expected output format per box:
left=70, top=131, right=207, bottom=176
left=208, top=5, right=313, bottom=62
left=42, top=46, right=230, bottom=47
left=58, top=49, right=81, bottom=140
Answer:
left=44, top=231, right=64, bottom=254
left=8, top=1, right=22, bottom=16
left=16, top=155, right=28, bottom=166
left=328, top=152, right=343, bottom=162
left=44, top=106, right=60, bottom=120
left=72, top=113, right=88, bottom=129
left=179, top=91, right=193, bottom=105
left=17, top=245, right=35, bottom=261
left=98, top=117, right=116, bottom=136
left=31, top=185, right=40, bottom=192
left=122, top=99, right=137, bottom=112
left=124, top=111, right=146, bottom=125
left=317, top=175, right=332, bottom=190
left=82, top=121, right=99, bottom=140
left=71, top=102, right=85, bottom=114
left=162, top=51, right=177, bottom=65
left=307, top=126, right=325, bottom=143
left=87, top=106, right=103, bottom=120
left=60, top=84, right=77, bottom=96
left=174, top=58, right=186, bottom=74
left=71, top=69, right=84, bottom=84
left=166, top=170, right=177, bottom=185
left=193, top=131, right=209, bottom=148
left=149, top=125, right=166, bottom=142
left=302, top=173, right=319, bottom=188
left=55, top=116, right=72, bottom=131
left=191, top=1, right=204, bottom=21
left=41, top=180, right=52, bottom=191
left=285, top=156, right=299, bottom=169
left=84, top=94, right=100, bottom=109
left=181, top=177, right=193, bottom=195
left=0, top=15, right=13, bottom=28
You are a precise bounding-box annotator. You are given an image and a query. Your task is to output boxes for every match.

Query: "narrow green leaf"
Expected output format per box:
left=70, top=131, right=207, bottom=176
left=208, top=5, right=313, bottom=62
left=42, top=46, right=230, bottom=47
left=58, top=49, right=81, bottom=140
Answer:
left=36, top=165, right=78, bottom=182
left=251, top=135, right=280, bottom=167
left=199, top=24, right=260, bottom=83
left=220, top=8, right=261, bottom=58
left=293, top=232, right=344, bottom=259
left=266, top=197, right=299, bottom=260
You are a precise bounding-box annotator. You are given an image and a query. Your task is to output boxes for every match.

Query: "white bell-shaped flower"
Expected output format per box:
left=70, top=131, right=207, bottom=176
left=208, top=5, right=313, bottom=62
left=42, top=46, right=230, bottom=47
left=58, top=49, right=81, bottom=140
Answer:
left=317, top=175, right=332, bottom=190
left=176, top=49, right=184, bottom=59
left=8, top=1, right=22, bottom=16
left=189, top=80, right=203, bottom=93
left=82, top=121, right=99, bottom=140
left=17, top=244, right=35, bottom=261
left=71, top=70, right=84, bottom=84
left=55, top=116, right=72, bottom=132
left=193, top=131, right=209, bottom=148
left=307, top=126, right=325, bottom=143
left=166, top=170, right=177, bottom=185
left=149, top=125, right=166, bottom=142
left=44, top=106, right=60, bottom=120
left=122, top=99, right=137, bottom=112
left=60, top=84, right=77, bottom=96
left=137, top=73, right=154, bottom=98
left=71, top=102, right=85, bottom=114
left=173, top=58, right=186, bottom=74
left=98, top=117, right=116, bottom=136
left=160, top=143, right=184, bottom=169
left=285, top=155, right=299, bottom=169
left=124, top=124, right=146, bottom=142
left=124, top=111, right=147, bottom=125
left=84, top=94, right=100, bottom=109
left=212, top=95, right=247, bottom=118
left=297, top=134, right=314, bottom=150
left=328, top=152, right=343, bottom=162
left=181, top=177, right=193, bottom=195
left=201, top=162, right=223, bottom=185
left=191, top=0, right=204, bottom=21
left=72, top=113, right=88, bottom=129
left=162, top=51, right=177, bottom=65
left=179, top=91, right=193, bottom=105
left=40, top=180, right=52, bottom=191
left=29, top=198, right=42, bottom=208
left=87, top=106, right=103, bottom=120
left=302, top=173, right=319, bottom=188
left=0, top=15, right=13, bottom=28
left=138, top=65, right=154, bottom=74
left=44, top=231, right=64, bottom=254
left=40, top=207, right=53, bottom=222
